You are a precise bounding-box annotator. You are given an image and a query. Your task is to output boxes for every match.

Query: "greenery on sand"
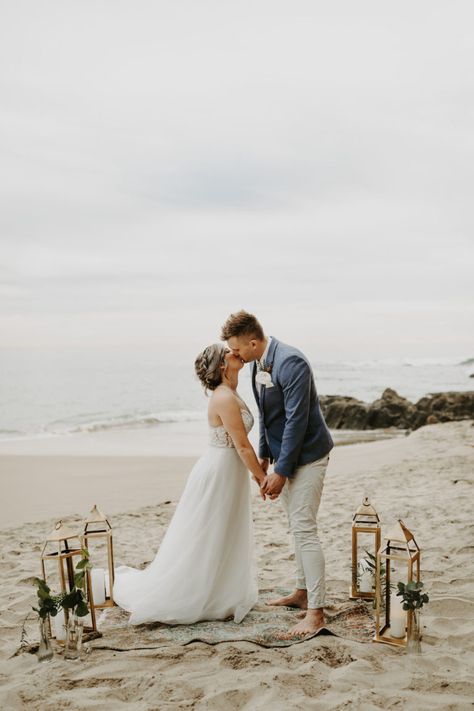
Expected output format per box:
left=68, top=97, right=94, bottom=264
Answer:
left=32, top=547, right=92, bottom=620
left=396, top=581, right=429, bottom=610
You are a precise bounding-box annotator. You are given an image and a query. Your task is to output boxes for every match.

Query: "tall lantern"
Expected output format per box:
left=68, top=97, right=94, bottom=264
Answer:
left=83, top=505, right=115, bottom=613
left=374, top=519, right=421, bottom=647
left=350, top=497, right=381, bottom=600
left=41, top=520, right=97, bottom=639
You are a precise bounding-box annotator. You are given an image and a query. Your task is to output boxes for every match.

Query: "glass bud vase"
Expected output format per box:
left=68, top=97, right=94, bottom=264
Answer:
left=37, top=617, right=54, bottom=662
left=407, top=609, right=422, bottom=654
left=64, top=613, right=84, bottom=660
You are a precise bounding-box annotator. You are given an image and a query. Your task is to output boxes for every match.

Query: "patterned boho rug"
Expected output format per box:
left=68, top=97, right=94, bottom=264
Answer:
left=95, top=588, right=375, bottom=650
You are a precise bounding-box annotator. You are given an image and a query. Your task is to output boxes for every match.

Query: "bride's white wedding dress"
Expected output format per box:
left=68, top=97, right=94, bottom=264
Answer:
left=113, top=400, right=258, bottom=625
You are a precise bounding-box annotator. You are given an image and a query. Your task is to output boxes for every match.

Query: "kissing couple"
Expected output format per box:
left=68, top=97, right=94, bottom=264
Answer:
left=114, top=311, right=334, bottom=638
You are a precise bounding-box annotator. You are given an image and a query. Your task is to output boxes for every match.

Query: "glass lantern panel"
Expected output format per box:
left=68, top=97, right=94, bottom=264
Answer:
left=355, top=532, right=378, bottom=591
left=43, top=555, right=76, bottom=594
left=85, top=535, right=111, bottom=571
left=85, top=535, right=113, bottom=603
left=387, top=556, right=409, bottom=639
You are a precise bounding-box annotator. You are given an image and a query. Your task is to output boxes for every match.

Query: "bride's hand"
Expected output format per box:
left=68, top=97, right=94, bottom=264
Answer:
left=252, top=474, right=266, bottom=500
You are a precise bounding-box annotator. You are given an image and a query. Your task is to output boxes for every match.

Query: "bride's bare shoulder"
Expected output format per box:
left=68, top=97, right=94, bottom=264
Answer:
left=211, top=385, right=233, bottom=401
left=210, top=386, right=238, bottom=410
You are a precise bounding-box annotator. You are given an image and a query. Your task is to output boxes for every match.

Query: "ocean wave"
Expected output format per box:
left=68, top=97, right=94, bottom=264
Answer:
left=0, top=411, right=207, bottom=441
left=316, top=357, right=470, bottom=368
left=45, top=410, right=206, bottom=435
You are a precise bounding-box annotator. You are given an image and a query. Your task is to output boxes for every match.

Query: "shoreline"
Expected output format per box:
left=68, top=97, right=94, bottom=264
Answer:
left=0, top=420, right=407, bottom=457
left=0, top=422, right=459, bottom=531
left=0, top=425, right=407, bottom=531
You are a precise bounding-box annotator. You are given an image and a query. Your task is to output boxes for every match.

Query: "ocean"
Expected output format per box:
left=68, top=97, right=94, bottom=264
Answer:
left=1, top=348, right=472, bottom=442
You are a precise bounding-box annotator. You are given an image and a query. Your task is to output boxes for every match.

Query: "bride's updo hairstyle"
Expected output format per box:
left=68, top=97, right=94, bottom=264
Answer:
left=195, top=343, right=227, bottom=394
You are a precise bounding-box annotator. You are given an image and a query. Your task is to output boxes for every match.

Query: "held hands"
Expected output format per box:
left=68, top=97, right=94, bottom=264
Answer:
left=253, top=459, right=286, bottom=502
left=261, top=471, right=286, bottom=500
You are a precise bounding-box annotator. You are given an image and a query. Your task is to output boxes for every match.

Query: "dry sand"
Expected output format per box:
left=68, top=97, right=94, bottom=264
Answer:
left=0, top=420, right=473, bottom=710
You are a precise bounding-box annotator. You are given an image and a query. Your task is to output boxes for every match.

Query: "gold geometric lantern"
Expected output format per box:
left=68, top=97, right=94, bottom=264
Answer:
left=41, top=520, right=97, bottom=639
left=350, top=496, right=381, bottom=600
left=374, top=519, right=421, bottom=647
left=82, top=505, right=116, bottom=613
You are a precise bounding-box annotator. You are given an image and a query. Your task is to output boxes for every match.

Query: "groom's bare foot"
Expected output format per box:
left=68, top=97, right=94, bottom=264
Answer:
left=266, top=589, right=308, bottom=609
left=278, top=609, right=325, bottom=639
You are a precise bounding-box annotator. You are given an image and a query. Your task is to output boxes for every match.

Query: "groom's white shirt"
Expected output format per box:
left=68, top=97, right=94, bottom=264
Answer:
left=258, top=336, right=272, bottom=368
left=256, top=336, right=272, bottom=394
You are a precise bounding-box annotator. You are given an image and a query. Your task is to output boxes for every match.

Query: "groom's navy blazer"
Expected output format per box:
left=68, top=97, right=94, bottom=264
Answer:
left=251, top=337, right=333, bottom=478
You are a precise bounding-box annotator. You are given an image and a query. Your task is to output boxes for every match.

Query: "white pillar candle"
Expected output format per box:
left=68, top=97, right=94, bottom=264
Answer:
left=52, top=609, right=66, bottom=640
left=359, top=570, right=373, bottom=593
left=91, top=568, right=106, bottom=605
left=104, top=571, right=111, bottom=599
left=390, top=593, right=406, bottom=638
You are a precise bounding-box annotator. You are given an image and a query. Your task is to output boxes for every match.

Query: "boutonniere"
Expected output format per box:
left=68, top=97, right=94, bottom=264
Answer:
left=255, top=363, right=274, bottom=388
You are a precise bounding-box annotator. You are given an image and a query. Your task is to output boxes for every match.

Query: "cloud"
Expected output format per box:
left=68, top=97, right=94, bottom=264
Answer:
left=0, top=1, right=473, bottom=355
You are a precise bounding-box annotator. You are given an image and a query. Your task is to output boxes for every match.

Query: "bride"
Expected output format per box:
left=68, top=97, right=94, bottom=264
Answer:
left=113, top=343, right=266, bottom=625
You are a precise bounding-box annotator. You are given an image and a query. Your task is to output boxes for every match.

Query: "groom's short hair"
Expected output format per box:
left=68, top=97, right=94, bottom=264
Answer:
left=221, top=311, right=264, bottom=341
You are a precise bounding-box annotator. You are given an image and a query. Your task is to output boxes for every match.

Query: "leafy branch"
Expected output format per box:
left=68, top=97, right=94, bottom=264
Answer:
left=60, top=547, right=92, bottom=618
left=32, top=547, right=92, bottom=620
left=32, top=578, right=62, bottom=619
left=396, top=581, right=429, bottom=611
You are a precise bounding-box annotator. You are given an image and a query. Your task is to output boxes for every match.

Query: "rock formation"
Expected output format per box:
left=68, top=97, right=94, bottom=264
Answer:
left=320, top=389, right=474, bottom=430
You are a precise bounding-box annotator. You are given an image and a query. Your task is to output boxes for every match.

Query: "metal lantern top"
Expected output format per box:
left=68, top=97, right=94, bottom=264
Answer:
left=41, top=520, right=83, bottom=558
left=352, top=497, right=380, bottom=527
left=380, top=519, right=420, bottom=559
left=83, top=505, right=112, bottom=535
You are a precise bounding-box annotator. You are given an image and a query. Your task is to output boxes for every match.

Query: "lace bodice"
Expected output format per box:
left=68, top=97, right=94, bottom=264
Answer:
left=209, top=408, right=254, bottom=448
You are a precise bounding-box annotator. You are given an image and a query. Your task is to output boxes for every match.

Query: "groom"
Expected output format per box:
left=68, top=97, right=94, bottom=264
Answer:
left=221, top=310, right=334, bottom=637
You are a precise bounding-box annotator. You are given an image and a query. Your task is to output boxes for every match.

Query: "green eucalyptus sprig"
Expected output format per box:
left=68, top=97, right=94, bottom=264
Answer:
left=60, top=547, right=92, bottom=618
left=32, top=547, right=92, bottom=620
left=396, top=581, right=429, bottom=611
left=32, top=578, right=61, bottom=619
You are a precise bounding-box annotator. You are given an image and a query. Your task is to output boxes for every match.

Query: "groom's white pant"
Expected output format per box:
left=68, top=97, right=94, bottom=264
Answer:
left=280, top=453, right=329, bottom=609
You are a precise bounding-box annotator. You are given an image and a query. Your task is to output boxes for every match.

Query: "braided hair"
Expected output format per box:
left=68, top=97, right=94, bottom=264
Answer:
left=194, top=343, right=227, bottom=395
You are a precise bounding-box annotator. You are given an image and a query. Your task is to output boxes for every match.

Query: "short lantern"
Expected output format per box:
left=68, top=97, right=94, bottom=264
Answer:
left=350, top=496, right=381, bottom=600
left=41, top=520, right=97, bottom=639
left=83, top=505, right=116, bottom=612
left=374, top=519, right=421, bottom=647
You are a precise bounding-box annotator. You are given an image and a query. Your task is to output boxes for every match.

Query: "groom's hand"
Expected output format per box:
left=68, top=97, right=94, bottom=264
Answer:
left=258, top=458, right=270, bottom=474
left=262, top=472, right=286, bottom=499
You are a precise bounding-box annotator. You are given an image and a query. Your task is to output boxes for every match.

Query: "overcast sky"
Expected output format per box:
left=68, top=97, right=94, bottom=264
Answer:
left=1, top=1, right=473, bottom=360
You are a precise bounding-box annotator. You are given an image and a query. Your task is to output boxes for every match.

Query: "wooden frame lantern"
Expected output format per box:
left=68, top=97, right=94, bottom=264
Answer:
left=41, top=520, right=97, bottom=639
left=83, top=505, right=116, bottom=613
left=374, top=519, right=421, bottom=647
left=350, top=497, right=381, bottom=600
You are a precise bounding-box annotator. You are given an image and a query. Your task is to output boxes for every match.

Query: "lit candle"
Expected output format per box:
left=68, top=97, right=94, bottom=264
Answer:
left=390, top=593, right=406, bottom=638
left=52, top=609, right=66, bottom=640
left=359, top=570, right=373, bottom=593
left=91, top=568, right=106, bottom=605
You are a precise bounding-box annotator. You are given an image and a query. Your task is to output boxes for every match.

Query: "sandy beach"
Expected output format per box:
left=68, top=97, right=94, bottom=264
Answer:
left=0, top=420, right=473, bottom=709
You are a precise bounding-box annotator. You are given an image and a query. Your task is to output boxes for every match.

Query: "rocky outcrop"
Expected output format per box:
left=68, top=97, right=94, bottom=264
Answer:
left=317, top=395, right=369, bottom=429
left=320, top=389, right=474, bottom=430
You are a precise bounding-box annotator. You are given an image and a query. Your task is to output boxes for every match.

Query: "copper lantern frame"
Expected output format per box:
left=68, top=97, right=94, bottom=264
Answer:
left=83, top=505, right=116, bottom=612
left=374, top=519, right=421, bottom=647
left=41, top=520, right=97, bottom=639
left=350, top=497, right=381, bottom=601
